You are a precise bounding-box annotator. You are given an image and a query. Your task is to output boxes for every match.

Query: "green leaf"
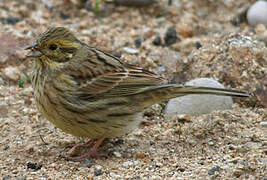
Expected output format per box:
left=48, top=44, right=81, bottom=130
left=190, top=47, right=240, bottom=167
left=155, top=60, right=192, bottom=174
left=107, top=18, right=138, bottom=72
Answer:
left=18, top=71, right=30, bottom=88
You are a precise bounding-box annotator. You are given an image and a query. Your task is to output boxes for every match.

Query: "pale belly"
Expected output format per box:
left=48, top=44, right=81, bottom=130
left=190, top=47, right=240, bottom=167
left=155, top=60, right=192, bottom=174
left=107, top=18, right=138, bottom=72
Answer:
left=35, top=95, right=143, bottom=139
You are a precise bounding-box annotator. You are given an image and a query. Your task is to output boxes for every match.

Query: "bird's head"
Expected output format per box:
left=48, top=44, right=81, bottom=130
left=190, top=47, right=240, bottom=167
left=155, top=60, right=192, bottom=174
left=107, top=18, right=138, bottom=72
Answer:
left=26, top=27, right=82, bottom=68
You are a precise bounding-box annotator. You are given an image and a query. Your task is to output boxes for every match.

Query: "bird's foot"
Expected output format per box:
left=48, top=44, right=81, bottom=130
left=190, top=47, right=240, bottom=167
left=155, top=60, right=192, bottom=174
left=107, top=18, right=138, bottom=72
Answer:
left=66, top=137, right=106, bottom=162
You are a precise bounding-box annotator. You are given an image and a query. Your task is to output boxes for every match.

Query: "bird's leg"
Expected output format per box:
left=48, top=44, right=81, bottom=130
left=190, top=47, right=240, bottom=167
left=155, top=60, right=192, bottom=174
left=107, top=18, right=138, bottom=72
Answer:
left=66, top=137, right=106, bottom=162
left=87, top=136, right=106, bottom=157
left=66, top=139, right=95, bottom=157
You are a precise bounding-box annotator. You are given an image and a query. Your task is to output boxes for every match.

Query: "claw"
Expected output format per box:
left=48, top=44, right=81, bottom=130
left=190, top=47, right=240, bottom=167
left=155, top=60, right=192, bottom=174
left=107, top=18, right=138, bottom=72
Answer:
left=66, top=137, right=106, bottom=162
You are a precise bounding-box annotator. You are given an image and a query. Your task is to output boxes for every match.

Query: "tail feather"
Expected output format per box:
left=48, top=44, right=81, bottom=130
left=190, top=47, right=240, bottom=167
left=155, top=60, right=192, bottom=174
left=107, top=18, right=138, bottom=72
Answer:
left=142, top=84, right=251, bottom=98
left=174, top=86, right=251, bottom=98
left=135, top=84, right=251, bottom=109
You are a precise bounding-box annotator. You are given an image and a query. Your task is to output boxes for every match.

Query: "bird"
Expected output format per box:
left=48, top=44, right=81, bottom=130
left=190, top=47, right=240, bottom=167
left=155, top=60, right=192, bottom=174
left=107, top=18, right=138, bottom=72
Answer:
left=25, top=27, right=251, bottom=161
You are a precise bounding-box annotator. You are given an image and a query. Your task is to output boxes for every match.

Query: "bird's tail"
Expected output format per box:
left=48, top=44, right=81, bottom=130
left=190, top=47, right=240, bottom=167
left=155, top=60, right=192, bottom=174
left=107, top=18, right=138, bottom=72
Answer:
left=137, top=84, right=251, bottom=107
left=168, top=85, right=251, bottom=98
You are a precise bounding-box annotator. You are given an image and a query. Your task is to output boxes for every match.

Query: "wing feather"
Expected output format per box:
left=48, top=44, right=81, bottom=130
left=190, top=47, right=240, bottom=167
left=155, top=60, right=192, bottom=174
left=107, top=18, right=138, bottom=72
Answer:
left=65, top=47, right=166, bottom=99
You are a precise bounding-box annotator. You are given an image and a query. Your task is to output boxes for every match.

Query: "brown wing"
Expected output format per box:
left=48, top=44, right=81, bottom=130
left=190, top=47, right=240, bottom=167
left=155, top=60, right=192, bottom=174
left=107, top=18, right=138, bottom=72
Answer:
left=66, top=47, right=166, bottom=99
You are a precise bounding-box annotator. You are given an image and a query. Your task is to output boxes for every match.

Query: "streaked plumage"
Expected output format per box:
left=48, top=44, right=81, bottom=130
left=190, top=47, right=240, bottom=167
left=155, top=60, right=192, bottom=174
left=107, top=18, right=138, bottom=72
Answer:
left=26, top=27, right=250, bottom=160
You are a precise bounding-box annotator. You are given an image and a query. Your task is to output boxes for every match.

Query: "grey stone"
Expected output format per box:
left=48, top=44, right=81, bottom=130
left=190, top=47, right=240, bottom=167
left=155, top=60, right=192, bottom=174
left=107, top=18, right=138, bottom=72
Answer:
left=165, top=78, right=234, bottom=117
left=247, top=0, right=267, bottom=27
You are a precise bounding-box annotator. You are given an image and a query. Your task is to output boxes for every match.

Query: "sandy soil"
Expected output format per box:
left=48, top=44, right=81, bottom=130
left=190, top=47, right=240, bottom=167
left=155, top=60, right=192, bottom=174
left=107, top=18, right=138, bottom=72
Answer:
left=0, top=0, right=266, bottom=179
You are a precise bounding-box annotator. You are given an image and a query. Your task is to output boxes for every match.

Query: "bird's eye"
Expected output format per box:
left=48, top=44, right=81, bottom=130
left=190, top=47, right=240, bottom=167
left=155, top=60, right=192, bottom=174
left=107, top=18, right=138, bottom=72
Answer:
left=49, top=44, right=58, bottom=50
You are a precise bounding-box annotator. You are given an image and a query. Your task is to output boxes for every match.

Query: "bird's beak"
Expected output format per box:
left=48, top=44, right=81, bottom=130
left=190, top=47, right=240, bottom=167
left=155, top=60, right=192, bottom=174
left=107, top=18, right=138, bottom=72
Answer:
left=25, top=42, right=43, bottom=57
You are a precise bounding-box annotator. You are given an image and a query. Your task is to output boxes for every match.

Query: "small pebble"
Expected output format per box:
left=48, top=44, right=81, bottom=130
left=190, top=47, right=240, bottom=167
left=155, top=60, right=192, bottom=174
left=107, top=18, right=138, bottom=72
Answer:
left=247, top=0, right=267, bottom=26
left=157, top=65, right=166, bottom=73
left=208, top=140, right=215, bottom=146
left=123, top=161, right=134, bottom=167
left=5, top=16, right=21, bottom=25
left=94, top=165, right=103, bottom=176
left=255, top=24, right=266, bottom=35
left=50, top=163, right=56, bottom=168
left=26, top=162, right=42, bottom=171
left=150, top=141, right=155, bottom=145
left=173, top=114, right=192, bottom=123
left=110, top=172, right=121, bottom=178
left=144, top=104, right=162, bottom=117
left=60, top=12, right=70, bottom=20
left=195, top=41, right=202, bottom=49
left=155, top=162, right=163, bottom=167
left=14, top=177, right=27, bottom=180
left=2, top=175, right=12, bottom=180
left=85, top=1, right=93, bottom=11
left=0, top=105, right=8, bottom=117
left=259, top=121, right=267, bottom=127
left=208, top=166, right=220, bottom=175
left=135, top=151, right=146, bottom=159
left=123, top=47, right=139, bottom=54
left=113, top=51, right=122, bottom=58
left=233, top=170, right=242, bottom=178
left=113, top=139, right=124, bottom=145
left=25, top=145, right=35, bottom=154
left=3, top=145, right=9, bottom=150
left=151, top=175, right=162, bottom=180
left=22, top=108, right=29, bottom=114
left=134, top=36, right=144, bottom=48
left=3, top=66, right=21, bottom=81
left=164, top=27, right=179, bottom=46
left=42, top=0, right=54, bottom=10
left=152, top=36, right=162, bottom=46
left=113, top=151, right=122, bottom=158
left=80, top=159, right=94, bottom=168
left=231, top=17, right=240, bottom=26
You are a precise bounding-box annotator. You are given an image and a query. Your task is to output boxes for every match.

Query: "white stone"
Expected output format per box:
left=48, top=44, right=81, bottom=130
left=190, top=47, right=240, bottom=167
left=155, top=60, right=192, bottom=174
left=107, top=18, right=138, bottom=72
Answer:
left=110, top=172, right=121, bottom=178
left=122, top=161, right=133, bottom=167
left=133, top=161, right=139, bottom=166
left=247, top=0, right=267, bottom=27
left=22, top=87, right=33, bottom=96
left=22, top=108, right=29, bottom=114
left=113, top=151, right=122, bottom=158
left=94, top=165, right=103, bottom=171
left=2, top=66, right=21, bottom=81
left=155, top=162, right=163, bottom=167
left=165, top=78, right=234, bottom=117
left=123, top=47, right=139, bottom=54
left=259, top=121, right=267, bottom=127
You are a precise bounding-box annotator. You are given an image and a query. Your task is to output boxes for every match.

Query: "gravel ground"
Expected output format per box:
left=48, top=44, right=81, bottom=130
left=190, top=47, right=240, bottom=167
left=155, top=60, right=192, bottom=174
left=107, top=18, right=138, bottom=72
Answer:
left=0, top=0, right=266, bottom=179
